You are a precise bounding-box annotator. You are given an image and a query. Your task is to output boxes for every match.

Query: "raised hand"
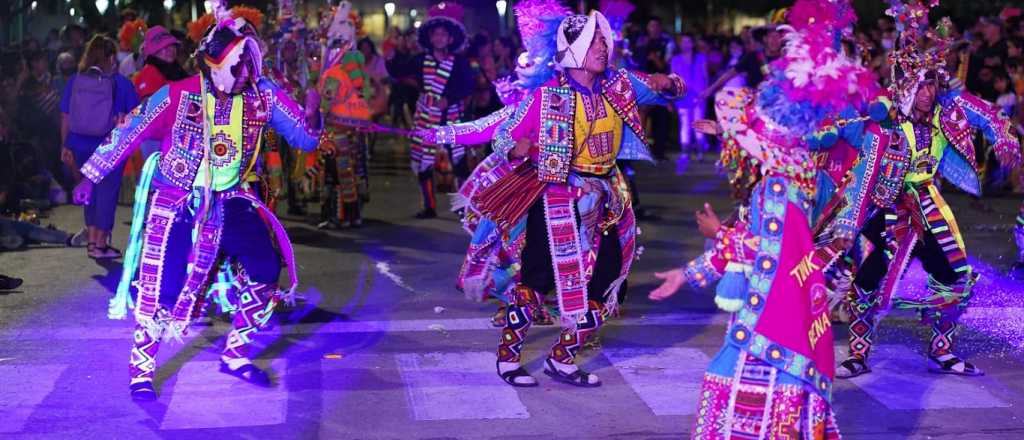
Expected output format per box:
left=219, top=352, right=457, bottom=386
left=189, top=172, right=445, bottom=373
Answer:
left=647, top=74, right=674, bottom=92
left=693, top=119, right=721, bottom=136
left=696, top=203, right=722, bottom=238
left=510, top=137, right=533, bottom=160
left=649, top=269, right=687, bottom=301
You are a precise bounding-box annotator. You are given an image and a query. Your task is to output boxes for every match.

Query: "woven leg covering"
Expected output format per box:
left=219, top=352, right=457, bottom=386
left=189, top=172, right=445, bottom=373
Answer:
left=847, top=285, right=880, bottom=360
left=550, top=300, right=607, bottom=365
left=222, top=268, right=280, bottom=361
left=129, top=324, right=161, bottom=384
left=497, top=285, right=541, bottom=363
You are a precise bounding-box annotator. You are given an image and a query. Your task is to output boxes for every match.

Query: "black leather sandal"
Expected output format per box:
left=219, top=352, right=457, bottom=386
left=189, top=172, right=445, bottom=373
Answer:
left=836, top=358, right=871, bottom=379
left=497, top=361, right=538, bottom=387
left=543, top=358, right=601, bottom=388
left=928, top=355, right=984, bottom=376
left=129, top=381, right=157, bottom=401
left=219, top=362, right=272, bottom=386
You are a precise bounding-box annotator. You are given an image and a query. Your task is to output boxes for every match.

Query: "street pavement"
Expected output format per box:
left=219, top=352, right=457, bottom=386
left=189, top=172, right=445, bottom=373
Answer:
left=2, top=141, right=1024, bottom=439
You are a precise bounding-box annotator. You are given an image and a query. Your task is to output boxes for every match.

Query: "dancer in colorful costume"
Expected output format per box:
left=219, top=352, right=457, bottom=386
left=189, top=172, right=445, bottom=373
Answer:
left=649, top=1, right=883, bottom=436
left=420, top=2, right=684, bottom=387
left=828, top=1, right=1021, bottom=379
left=72, top=1, right=325, bottom=401
left=1014, top=202, right=1024, bottom=278
left=407, top=2, right=475, bottom=219
left=316, top=2, right=373, bottom=228
left=265, top=0, right=316, bottom=216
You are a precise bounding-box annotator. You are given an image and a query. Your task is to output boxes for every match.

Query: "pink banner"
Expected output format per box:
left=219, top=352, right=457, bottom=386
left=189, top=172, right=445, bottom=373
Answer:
left=754, top=202, right=836, bottom=380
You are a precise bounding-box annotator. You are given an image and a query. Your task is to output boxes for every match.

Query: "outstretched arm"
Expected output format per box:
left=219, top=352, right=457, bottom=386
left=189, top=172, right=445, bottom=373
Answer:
left=627, top=70, right=686, bottom=106
left=421, top=105, right=517, bottom=146
left=80, top=85, right=172, bottom=184
left=954, top=92, right=1022, bottom=169
left=264, top=78, right=322, bottom=152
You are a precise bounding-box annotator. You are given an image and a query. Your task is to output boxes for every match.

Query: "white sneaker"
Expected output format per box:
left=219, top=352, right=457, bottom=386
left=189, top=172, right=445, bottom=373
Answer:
left=69, top=227, right=88, bottom=247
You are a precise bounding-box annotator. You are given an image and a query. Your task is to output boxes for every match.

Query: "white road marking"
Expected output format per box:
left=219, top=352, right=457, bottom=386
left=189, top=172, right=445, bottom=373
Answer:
left=603, top=347, right=709, bottom=416
left=160, top=360, right=289, bottom=429
left=374, top=261, right=420, bottom=294
left=395, top=351, right=529, bottom=420
left=841, top=344, right=1009, bottom=410
left=0, top=312, right=727, bottom=340
left=0, top=365, right=68, bottom=433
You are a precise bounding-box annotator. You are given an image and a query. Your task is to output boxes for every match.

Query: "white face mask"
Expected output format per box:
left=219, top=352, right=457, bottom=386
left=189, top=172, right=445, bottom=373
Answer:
left=881, top=38, right=895, bottom=51
left=208, top=38, right=262, bottom=94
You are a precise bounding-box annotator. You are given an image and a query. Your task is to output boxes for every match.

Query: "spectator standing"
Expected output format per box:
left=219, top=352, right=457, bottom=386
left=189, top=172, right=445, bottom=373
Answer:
left=996, top=70, right=1017, bottom=116
left=358, top=37, right=390, bottom=117
left=386, top=31, right=421, bottom=129
left=968, top=16, right=1008, bottom=101
left=60, top=24, right=87, bottom=68
left=116, top=9, right=147, bottom=78
left=467, top=34, right=502, bottom=120
left=633, top=18, right=673, bottom=160
left=670, top=34, right=710, bottom=162
left=722, top=38, right=747, bottom=87
left=704, top=27, right=781, bottom=100
left=16, top=50, right=68, bottom=195
left=45, top=29, right=61, bottom=56
left=493, top=37, right=516, bottom=78
left=60, top=35, right=140, bottom=259
left=133, top=26, right=187, bottom=101
left=121, top=27, right=188, bottom=205
left=53, top=52, right=77, bottom=95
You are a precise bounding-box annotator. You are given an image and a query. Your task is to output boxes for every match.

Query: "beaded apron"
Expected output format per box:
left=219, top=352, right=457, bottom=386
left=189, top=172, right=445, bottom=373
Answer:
left=132, top=185, right=298, bottom=339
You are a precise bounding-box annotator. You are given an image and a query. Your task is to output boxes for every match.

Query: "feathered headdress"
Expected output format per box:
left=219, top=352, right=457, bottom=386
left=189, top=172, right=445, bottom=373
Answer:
left=189, top=0, right=266, bottom=93
left=119, top=19, right=147, bottom=53
left=513, top=0, right=571, bottom=89
left=755, top=0, right=880, bottom=139
left=885, top=0, right=952, bottom=115
left=187, top=6, right=265, bottom=43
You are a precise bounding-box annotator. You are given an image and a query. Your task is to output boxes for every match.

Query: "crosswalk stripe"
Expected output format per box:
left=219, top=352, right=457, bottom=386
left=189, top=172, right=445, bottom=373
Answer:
left=839, top=344, right=1009, bottom=410
left=0, top=365, right=68, bottom=433
left=0, top=312, right=728, bottom=341
left=604, top=347, right=709, bottom=416
left=395, top=352, right=529, bottom=420
left=160, top=360, right=290, bottom=430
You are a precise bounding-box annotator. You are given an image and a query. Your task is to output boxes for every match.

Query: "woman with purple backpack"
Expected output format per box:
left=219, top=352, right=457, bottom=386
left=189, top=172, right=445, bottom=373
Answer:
left=60, top=35, right=140, bottom=259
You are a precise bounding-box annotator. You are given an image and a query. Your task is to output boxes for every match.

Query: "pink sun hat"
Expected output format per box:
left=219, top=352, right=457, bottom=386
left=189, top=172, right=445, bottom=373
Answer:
left=142, top=26, right=180, bottom=59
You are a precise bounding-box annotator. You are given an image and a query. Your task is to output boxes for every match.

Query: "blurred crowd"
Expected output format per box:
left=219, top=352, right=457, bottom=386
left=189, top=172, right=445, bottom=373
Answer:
left=2, top=5, right=1024, bottom=289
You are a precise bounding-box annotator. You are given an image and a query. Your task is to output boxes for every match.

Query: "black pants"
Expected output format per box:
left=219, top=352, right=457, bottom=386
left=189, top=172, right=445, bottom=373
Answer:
left=519, top=199, right=624, bottom=303
left=853, top=211, right=962, bottom=291
left=647, top=106, right=672, bottom=159
left=158, top=198, right=281, bottom=307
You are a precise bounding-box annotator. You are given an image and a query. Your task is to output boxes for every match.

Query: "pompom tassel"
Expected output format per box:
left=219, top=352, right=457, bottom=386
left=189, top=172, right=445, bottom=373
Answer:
left=714, top=270, right=748, bottom=313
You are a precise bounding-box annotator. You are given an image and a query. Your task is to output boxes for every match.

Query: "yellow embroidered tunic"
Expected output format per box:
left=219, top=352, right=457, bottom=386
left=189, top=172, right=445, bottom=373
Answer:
left=194, top=94, right=246, bottom=191
left=572, top=92, right=623, bottom=175
left=901, top=110, right=948, bottom=186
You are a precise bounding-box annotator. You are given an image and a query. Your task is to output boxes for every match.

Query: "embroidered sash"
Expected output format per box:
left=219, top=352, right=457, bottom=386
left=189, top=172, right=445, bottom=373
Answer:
left=543, top=185, right=588, bottom=324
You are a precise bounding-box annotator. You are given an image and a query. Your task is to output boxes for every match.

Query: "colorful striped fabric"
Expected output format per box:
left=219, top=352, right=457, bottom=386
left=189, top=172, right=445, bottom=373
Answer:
left=409, top=55, right=465, bottom=173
